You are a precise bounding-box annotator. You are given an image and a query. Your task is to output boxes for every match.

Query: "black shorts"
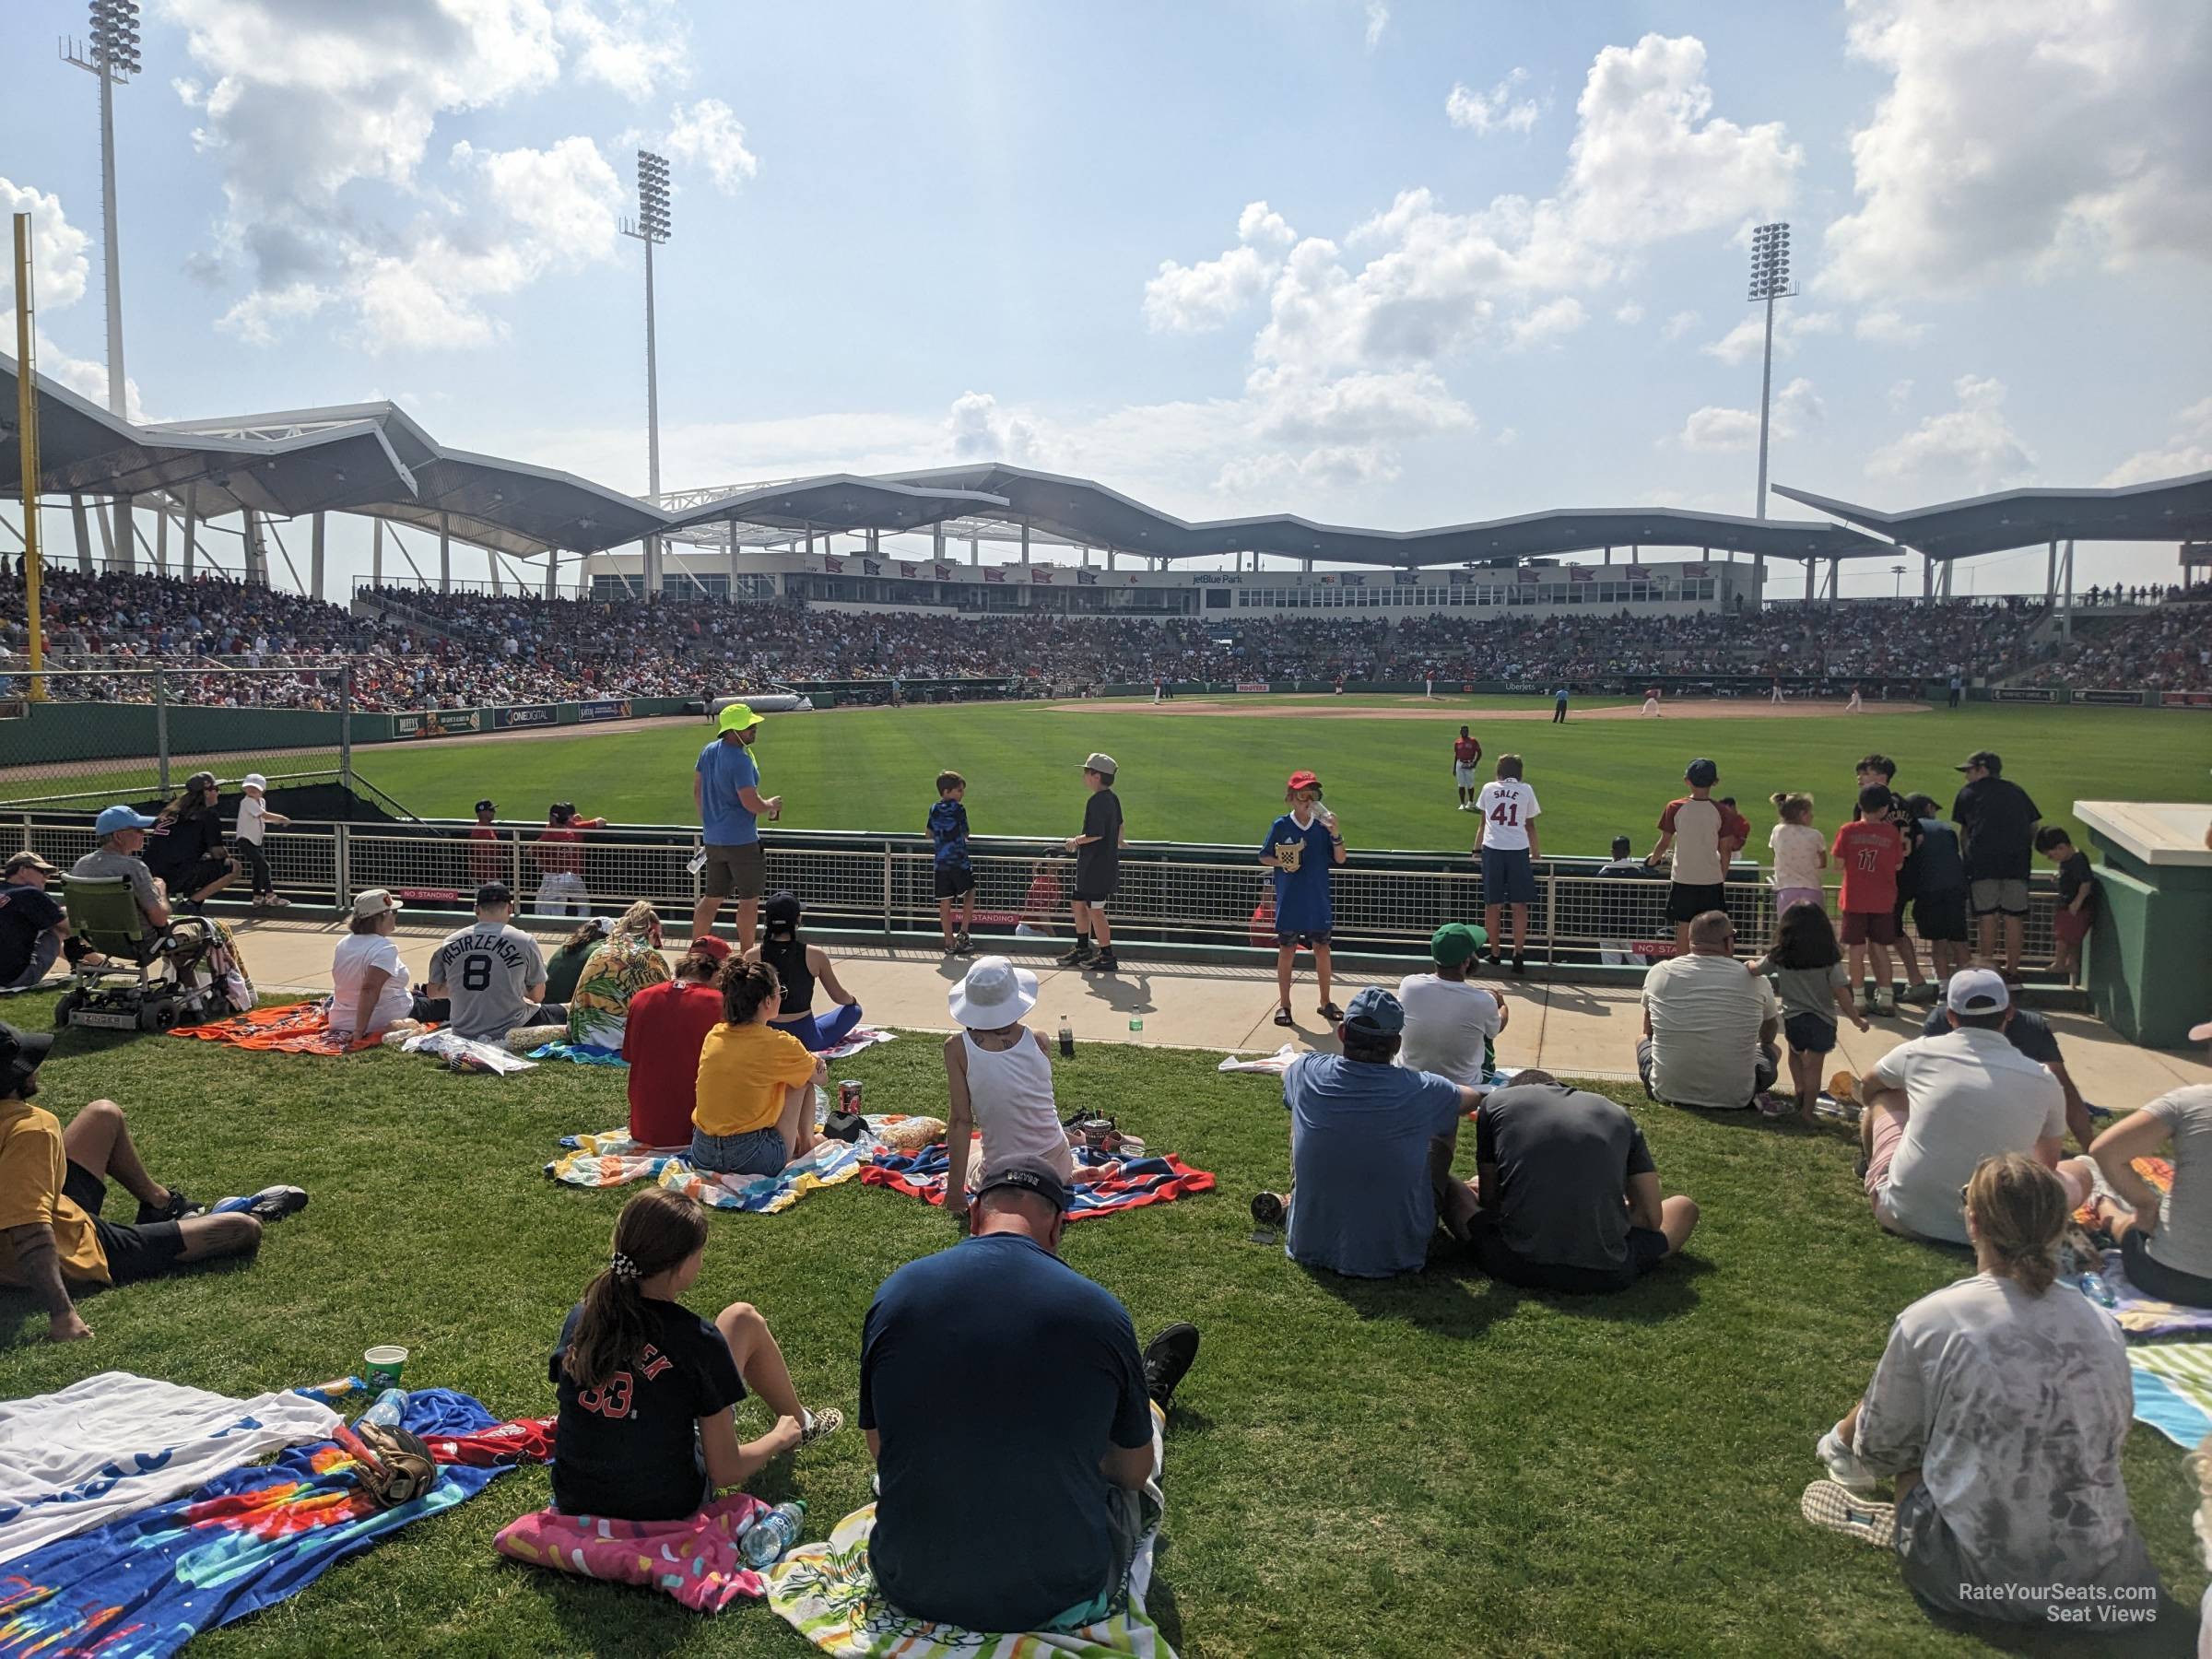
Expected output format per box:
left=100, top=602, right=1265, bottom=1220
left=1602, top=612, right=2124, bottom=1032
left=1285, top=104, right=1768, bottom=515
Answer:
left=1471, top=1218, right=1670, bottom=1294
left=1912, top=891, right=1969, bottom=943
left=63, top=1160, right=186, bottom=1287
left=1072, top=879, right=1116, bottom=906
left=934, top=865, right=976, bottom=900
left=164, top=856, right=235, bottom=896
left=1665, top=881, right=1725, bottom=924
left=1783, top=1011, right=1839, bottom=1055
left=2121, top=1229, right=2212, bottom=1310
left=1277, top=930, right=1331, bottom=949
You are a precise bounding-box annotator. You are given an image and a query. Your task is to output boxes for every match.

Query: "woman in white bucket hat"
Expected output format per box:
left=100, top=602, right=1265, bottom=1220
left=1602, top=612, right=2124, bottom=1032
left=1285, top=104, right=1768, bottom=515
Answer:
left=943, top=956, right=1075, bottom=1218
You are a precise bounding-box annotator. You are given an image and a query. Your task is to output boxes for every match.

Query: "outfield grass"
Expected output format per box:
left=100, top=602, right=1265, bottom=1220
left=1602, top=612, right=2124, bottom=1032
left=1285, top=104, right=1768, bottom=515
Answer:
left=337, top=697, right=2212, bottom=857
left=2, top=988, right=2203, bottom=1656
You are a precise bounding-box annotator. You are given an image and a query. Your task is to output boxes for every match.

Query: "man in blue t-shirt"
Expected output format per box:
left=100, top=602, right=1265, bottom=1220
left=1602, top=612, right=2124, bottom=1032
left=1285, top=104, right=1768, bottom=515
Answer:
left=1262, top=987, right=1484, bottom=1277
left=861, top=1158, right=1201, bottom=1634
left=691, top=703, right=782, bottom=947
left=0, top=853, right=74, bottom=990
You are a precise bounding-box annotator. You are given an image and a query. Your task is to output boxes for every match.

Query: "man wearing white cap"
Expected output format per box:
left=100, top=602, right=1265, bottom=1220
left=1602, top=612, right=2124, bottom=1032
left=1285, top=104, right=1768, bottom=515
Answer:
left=691, top=703, right=782, bottom=947
left=2087, top=1015, right=2212, bottom=1307
left=233, top=773, right=291, bottom=909
left=1855, top=969, right=2093, bottom=1245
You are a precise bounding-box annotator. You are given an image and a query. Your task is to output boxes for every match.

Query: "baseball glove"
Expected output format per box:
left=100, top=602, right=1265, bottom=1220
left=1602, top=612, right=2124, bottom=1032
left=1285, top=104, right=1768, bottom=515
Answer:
left=349, top=1422, right=441, bottom=1508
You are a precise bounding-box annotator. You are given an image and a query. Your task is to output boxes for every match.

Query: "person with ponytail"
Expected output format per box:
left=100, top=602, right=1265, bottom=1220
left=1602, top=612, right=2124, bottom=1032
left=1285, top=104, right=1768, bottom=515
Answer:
left=551, top=1187, right=842, bottom=1520
left=1804, top=1154, right=2161, bottom=1624
left=744, top=891, right=864, bottom=1053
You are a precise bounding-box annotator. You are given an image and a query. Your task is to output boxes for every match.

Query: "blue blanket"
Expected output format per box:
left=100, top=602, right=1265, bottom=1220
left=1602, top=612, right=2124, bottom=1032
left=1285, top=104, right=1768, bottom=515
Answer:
left=0, top=1391, right=507, bottom=1659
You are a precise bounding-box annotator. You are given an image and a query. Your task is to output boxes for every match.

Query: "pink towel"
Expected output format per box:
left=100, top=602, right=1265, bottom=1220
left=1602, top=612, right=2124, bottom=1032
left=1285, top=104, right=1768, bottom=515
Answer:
left=492, top=1494, right=771, bottom=1612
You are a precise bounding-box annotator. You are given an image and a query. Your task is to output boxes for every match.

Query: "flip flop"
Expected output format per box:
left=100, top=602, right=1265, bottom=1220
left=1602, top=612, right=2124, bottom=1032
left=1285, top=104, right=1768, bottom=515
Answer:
left=1799, top=1479, right=1896, bottom=1548
left=1272, top=1006, right=1295, bottom=1028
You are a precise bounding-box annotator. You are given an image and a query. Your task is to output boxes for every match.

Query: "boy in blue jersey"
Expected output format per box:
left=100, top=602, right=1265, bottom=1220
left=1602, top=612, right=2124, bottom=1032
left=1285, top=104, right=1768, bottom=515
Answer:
left=929, top=771, right=976, bottom=957
left=1261, top=770, right=1347, bottom=1029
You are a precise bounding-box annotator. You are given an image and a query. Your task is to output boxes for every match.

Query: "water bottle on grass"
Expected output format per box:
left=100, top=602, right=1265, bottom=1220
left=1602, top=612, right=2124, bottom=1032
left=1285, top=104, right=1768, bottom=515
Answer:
left=741, top=1500, right=806, bottom=1568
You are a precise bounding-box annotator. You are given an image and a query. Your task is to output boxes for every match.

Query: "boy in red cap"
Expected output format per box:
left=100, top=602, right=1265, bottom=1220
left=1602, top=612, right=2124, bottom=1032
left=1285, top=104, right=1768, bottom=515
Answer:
left=1260, top=771, right=1346, bottom=1028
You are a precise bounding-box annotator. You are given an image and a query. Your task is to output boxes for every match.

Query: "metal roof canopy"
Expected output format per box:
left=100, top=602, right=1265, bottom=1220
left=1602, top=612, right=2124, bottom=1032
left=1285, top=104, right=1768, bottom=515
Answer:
left=661, top=475, right=1010, bottom=536
left=1771, top=473, right=2212, bottom=560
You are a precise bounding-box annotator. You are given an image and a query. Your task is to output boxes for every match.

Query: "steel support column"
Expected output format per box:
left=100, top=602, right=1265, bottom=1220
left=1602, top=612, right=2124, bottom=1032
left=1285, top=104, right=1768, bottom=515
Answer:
left=310, top=512, right=326, bottom=599
left=438, top=512, right=451, bottom=594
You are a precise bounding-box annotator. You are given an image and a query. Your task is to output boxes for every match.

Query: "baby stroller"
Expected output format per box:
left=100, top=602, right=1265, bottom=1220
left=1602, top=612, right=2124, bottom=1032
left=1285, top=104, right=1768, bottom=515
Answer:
left=50, top=877, right=249, bottom=1033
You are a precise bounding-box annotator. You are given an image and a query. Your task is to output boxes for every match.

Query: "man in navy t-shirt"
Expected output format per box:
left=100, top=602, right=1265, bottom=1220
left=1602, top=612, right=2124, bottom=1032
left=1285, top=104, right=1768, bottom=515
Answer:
left=860, top=1158, right=1201, bottom=1632
left=0, top=853, right=73, bottom=990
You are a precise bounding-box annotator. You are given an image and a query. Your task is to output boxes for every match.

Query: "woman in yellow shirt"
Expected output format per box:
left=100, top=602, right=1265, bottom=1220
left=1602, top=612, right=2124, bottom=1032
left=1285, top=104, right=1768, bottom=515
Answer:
left=691, top=959, right=826, bottom=1177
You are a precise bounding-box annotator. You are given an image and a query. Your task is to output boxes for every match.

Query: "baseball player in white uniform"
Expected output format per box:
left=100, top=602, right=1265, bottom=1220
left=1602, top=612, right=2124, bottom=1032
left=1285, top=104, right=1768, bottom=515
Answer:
left=1640, top=687, right=1663, bottom=718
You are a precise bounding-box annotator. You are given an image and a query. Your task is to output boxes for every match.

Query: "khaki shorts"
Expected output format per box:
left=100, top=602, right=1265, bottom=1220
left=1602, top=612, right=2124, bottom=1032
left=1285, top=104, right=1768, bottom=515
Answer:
left=703, top=841, right=765, bottom=900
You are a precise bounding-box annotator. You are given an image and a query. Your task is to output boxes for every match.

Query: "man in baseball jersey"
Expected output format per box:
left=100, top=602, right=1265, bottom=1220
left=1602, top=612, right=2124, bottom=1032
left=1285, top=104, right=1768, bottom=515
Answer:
left=1472, top=755, right=1541, bottom=975
left=420, top=882, right=563, bottom=1041
left=1639, top=687, right=1662, bottom=718
left=1646, top=759, right=1749, bottom=954
left=1845, top=684, right=1865, bottom=713
left=1451, top=726, right=1483, bottom=811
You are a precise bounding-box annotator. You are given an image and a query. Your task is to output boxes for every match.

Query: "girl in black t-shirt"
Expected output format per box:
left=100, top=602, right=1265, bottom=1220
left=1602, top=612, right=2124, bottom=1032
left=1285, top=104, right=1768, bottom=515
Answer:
left=550, top=1188, right=843, bottom=1520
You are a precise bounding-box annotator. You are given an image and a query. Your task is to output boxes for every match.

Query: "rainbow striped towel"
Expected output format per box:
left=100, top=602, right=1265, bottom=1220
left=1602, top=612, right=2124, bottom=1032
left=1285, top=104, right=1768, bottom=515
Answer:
left=2127, top=1344, right=2212, bottom=1448
left=546, top=1128, right=877, bottom=1214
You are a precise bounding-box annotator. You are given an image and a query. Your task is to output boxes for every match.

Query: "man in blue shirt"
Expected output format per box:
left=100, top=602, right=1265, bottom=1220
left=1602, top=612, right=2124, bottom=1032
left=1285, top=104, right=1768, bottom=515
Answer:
left=690, top=703, right=782, bottom=947
left=860, top=1158, right=1201, bottom=1633
left=1263, top=987, right=1484, bottom=1277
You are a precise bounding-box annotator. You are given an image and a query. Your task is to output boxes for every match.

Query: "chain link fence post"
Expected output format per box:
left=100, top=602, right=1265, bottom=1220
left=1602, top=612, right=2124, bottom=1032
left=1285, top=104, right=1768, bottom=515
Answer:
left=335, top=821, right=351, bottom=912
left=153, top=665, right=171, bottom=798
left=882, top=840, right=894, bottom=937
left=338, top=660, right=354, bottom=809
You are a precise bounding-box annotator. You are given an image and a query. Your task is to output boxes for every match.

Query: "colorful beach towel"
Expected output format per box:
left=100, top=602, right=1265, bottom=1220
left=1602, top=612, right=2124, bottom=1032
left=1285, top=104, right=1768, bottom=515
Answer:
left=817, top=1027, right=897, bottom=1061
left=2075, top=1157, right=2172, bottom=1229
left=862, top=1142, right=1216, bottom=1221
left=768, top=1501, right=1175, bottom=1659
left=530, top=1041, right=628, bottom=1067
left=2126, top=1345, right=2212, bottom=1448
left=0, top=1391, right=507, bottom=1659
left=172, top=1000, right=379, bottom=1055
left=546, top=1129, right=878, bottom=1215
left=494, top=1492, right=771, bottom=1612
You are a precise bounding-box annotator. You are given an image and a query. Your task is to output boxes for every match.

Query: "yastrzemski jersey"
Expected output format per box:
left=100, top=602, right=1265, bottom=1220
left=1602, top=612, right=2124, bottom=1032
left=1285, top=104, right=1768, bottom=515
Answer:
left=429, top=923, right=548, bottom=1041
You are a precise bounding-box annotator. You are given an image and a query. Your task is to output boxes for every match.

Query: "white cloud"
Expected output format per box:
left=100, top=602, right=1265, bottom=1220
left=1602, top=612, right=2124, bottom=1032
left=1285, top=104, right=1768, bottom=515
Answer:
left=1854, top=309, right=1927, bottom=345
left=1673, top=376, right=1821, bottom=451
left=1142, top=201, right=1297, bottom=333
left=2102, top=397, right=2212, bottom=486
left=662, top=99, right=760, bottom=194
left=1250, top=368, right=1475, bottom=447
left=1614, top=301, right=1644, bottom=324
left=1822, top=0, right=2212, bottom=299
left=944, top=391, right=1052, bottom=466
left=1363, top=1, right=1389, bottom=51
left=1446, top=69, right=1539, bottom=136
left=1699, top=308, right=1836, bottom=365
left=1660, top=308, right=1700, bottom=341
left=1888, top=377, right=1914, bottom=410
left=0, top=177, right=89, bottom=313
left=1508, top=296, right=1587, bottom=349
left=1866, top=372, right=2035, bottom=486
left=550, top=0, right=689, bottom=100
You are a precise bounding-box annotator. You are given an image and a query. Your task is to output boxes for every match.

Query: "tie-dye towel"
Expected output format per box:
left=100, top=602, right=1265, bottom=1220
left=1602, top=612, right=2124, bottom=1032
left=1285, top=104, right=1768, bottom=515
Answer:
left=861, top=1142, right=1216, bottom=1221
left=2126, top=1344, right=2212, bottom=1447
left=493, top=1493, right=771, bottom=1611
left=547, top=1128, right=878, bottom=1214
left=768, top=1501, right=1175, bottom=1659
left=172, top=1000, right=380, bottom=1055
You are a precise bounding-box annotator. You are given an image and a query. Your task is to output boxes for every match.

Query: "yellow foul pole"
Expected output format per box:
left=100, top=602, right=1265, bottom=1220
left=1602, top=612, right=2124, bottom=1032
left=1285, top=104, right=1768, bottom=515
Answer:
left=12, top=213, right=46, bottom=701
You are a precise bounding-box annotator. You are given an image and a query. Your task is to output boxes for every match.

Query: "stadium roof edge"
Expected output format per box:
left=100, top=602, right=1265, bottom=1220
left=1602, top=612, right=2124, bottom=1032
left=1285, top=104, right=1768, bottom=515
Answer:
left=1771, top=473, right=2212, bottom=560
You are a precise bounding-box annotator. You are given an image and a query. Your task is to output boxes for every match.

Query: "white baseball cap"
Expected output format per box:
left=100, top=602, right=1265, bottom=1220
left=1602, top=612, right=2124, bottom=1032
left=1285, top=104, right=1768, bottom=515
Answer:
left=242, top=772, right=268, bottom=792
left=351, top=888, right=404, bottom=921
left=948, top=955, right=1040, bottom=1029
left=1946, top=969, right=2010, bottom=1016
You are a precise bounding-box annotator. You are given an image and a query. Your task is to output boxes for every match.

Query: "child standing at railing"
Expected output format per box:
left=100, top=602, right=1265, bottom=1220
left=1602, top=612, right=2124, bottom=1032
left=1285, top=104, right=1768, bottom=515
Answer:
left=1767, top=793, right=1826, bottom=916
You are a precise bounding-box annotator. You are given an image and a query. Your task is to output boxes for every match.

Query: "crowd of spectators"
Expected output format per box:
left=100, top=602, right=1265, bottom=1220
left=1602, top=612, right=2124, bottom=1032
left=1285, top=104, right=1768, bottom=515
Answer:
left=3, top=561, right=2205, bottom=709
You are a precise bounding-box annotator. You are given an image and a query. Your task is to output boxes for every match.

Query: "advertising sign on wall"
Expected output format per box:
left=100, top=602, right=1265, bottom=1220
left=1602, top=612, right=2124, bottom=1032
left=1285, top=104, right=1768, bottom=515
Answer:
left=394, top=709, right=483, bottom=738
left=1989, top=688, right=2061, bottom=703
left=2078, top=689, right=2147, bottom=707
left=576, top=699, right=634, bottom=723
left=496, top=704, right=560, bottom=728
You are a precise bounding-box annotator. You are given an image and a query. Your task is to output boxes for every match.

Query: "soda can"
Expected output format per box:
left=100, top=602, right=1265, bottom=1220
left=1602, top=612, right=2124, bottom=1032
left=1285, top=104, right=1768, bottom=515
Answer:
left=838, top=1079, right=864, bottom=1112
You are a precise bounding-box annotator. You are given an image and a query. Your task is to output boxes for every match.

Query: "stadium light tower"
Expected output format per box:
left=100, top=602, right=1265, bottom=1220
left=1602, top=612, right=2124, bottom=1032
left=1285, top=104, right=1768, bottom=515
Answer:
left=61, top=0, right=141, bottom=418
left=620, top=150, right=671, bottom=596
left=1745, top=220, right=1795, bottom=606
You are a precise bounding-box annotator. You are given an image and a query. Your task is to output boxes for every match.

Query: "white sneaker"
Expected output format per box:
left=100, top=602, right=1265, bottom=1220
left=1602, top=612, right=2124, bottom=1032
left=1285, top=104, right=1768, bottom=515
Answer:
left=1817, top=1427, right=1877, bottom=1495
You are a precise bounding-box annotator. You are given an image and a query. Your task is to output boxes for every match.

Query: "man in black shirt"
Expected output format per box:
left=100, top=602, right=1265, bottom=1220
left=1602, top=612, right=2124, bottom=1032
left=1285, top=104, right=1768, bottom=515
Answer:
left=0, top=853, right=73, bottom=990
left=1951, top=749, right=2040, bottom=981
left=1060, top=753, right=1124, bottom=973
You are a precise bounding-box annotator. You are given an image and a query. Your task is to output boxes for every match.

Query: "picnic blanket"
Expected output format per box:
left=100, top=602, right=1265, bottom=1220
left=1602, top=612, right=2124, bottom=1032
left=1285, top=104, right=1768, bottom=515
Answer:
left=547, top=1128, right=879, bottom=1215
left=0, top=1390, right=507, bottom=1659
left=2069, top=1247, right=2212, bottom=1340
left=815, top=1027, right=897, bottom=1061
left=494, top=1492, right=771, bottom=1612
left=862, top=1141, right=1216, bottom=1221
left=2125, top=1345, right=2212, bottom=1448
left=172, top=1000, right=379, bottom=1055
left=529, top=1028, right=896, bottom=1069
left=767, top=1501, right=1175, bottom=1659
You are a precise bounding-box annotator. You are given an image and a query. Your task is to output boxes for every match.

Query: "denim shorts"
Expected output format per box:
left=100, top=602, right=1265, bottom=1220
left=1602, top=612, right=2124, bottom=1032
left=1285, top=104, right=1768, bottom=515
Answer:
left=689, top=1125, right=789, bottom=1177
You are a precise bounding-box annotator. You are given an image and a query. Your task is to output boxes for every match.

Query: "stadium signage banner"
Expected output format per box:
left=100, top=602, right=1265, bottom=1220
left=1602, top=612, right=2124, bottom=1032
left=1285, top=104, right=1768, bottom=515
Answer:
left=1189, top=574, right=1244, bottom=585
left=1989, top=688, right=2061, bottom=703
left=1235, top=680, right=1270, bottom=693
left=2166, top=690, right=2212, bottom=709
left=576, top=698, right=634, bottom=723
left=2078, top=688, right=2147, bottom=707
left=496, top=703, right=560, bottom=728
left=394, top=709, right=483, bottom=738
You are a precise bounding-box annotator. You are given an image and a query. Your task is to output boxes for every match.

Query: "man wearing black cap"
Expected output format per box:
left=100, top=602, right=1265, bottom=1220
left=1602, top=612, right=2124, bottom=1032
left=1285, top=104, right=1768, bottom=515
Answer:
left=1647, top=759, right=1750, bottom=953
left=1950, top=750, right=2040, bottom=981
left=861, top=1155, right=1201, bottom=1632
left=0, top=1024, right=295, bottom=1342
left=419, top=882, right=562, bottom=1041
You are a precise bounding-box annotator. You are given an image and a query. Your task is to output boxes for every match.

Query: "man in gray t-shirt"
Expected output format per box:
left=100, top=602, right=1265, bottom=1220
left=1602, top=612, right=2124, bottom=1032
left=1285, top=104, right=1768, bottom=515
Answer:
left=68, top=806, right=171, bottom=930
left=422, top=882, right=560, bottom=1041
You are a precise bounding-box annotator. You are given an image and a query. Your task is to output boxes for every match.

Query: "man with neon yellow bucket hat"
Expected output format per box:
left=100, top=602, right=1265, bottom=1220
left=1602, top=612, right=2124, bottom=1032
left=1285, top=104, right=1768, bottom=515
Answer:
left=692, top=702, right=782, bottom=946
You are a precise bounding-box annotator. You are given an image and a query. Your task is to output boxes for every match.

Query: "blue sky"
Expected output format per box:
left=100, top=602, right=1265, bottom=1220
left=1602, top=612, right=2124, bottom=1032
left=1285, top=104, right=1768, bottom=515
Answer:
left=3, top=0, right=2207, bottom=595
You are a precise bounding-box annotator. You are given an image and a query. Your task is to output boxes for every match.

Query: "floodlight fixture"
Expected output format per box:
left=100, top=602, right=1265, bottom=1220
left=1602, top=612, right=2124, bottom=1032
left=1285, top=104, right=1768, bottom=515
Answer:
left=1741, top=220, right=1797, bottom=603
left=618, top=150, right=674, bottom=594
left=61, top=0, right=141, bottom=419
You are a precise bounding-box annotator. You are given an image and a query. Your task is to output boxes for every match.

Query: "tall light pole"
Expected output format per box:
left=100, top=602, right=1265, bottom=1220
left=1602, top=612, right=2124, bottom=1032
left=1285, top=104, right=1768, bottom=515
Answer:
left=61, top=0, right=140, bottom=419
left=620, top=150, right=670, bottom=598
left=1891, top=562, right=1906, bottom=600
left=1745, top=220, right=1794, bottom=608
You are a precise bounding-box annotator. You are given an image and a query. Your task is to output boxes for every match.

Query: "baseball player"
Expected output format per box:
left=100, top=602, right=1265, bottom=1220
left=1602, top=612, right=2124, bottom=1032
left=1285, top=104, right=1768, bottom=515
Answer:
left=1451, top=725, right=1483, bottom=811
left=1845, top=684, right=1865, bottom=713
left=1640, top=686, right=1663, bottom=718
left=1770, top=677, right=1785, bottom=705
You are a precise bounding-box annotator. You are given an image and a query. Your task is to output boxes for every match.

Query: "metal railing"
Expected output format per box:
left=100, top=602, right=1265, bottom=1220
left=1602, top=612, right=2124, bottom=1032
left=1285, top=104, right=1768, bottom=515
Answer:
left=6, top=814, right=2066, bottom=966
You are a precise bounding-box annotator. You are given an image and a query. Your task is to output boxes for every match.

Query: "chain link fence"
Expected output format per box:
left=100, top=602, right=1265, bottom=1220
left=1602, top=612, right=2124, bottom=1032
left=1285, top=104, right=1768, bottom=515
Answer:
left=0, top=661, right=356, bottom=810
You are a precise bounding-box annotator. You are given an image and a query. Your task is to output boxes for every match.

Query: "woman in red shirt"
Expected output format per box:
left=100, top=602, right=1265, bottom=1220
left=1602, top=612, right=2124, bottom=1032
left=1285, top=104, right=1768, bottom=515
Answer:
left=620, top=938, right=730, bottom=1147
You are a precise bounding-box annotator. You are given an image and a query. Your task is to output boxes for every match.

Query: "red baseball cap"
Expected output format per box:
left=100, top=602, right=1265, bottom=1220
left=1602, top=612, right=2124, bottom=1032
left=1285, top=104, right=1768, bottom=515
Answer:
left=689, top=935, right=733, bottom=962
left=1287, top=770, right=1321, bottom=792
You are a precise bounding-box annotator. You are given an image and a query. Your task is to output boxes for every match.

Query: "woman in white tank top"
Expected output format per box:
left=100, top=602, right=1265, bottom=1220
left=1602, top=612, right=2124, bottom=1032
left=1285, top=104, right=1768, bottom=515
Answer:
left=944, top=957, right=1075, bottom=1219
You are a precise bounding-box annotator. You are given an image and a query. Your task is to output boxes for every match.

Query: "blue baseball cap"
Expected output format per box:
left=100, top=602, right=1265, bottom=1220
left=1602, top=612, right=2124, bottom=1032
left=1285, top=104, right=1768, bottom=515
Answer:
left=1342, top=986, right=1405, bottom=1037
left=95, top=805, right=158, bottom=836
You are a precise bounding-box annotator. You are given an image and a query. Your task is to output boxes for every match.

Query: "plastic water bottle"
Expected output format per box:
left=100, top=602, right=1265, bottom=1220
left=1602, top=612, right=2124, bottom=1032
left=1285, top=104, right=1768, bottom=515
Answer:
left=1058, top=1017, right=1074, bottom=1057
left=359, top=1387, right=408, bottom=1430
left=740, top=1500, right=806, bottom=1568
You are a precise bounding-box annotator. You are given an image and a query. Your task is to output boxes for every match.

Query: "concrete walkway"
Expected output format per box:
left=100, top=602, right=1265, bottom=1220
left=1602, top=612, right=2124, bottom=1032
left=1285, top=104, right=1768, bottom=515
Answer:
left=218, top=914, right=2212, bottom=1105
